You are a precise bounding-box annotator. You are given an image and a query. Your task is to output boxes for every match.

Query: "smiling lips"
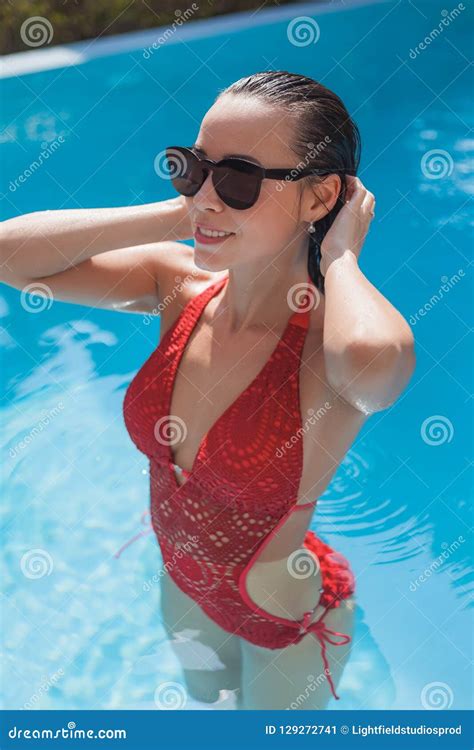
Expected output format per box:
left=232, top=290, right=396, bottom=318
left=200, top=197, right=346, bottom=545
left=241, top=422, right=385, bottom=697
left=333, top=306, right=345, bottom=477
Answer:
left=194, top=225, right=236, bottom=245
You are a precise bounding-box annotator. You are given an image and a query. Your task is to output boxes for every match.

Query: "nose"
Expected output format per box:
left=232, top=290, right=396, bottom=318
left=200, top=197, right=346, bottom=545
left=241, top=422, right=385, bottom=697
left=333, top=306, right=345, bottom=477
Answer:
left=192, top=169, right=224, bottom=212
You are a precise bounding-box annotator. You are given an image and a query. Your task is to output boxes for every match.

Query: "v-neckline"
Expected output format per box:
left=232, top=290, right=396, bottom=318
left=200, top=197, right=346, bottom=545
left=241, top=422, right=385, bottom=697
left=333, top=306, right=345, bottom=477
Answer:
left=166, top=273, right=308, bottom=490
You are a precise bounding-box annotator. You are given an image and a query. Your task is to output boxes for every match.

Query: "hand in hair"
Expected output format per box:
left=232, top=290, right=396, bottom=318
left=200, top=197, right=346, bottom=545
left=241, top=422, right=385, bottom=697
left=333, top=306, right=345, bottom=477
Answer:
left=320, top=176, right=375, bottom=277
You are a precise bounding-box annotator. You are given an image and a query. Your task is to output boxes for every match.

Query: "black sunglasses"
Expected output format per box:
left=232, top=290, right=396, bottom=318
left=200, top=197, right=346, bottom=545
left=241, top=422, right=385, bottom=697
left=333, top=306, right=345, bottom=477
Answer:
left=164, top=145, right=352, bottom=210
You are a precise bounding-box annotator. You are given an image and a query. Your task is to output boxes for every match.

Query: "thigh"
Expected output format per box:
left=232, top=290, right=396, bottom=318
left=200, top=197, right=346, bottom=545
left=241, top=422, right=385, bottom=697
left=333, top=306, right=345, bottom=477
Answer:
left=240, top=597, right=356, bottom=710
left=160, top=571, right=242, bottom=704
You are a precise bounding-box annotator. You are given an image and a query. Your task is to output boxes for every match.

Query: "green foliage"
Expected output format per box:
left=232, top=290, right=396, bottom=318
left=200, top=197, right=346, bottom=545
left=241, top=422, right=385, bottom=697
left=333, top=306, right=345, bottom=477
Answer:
left=1, top=0, right=301, bottom=55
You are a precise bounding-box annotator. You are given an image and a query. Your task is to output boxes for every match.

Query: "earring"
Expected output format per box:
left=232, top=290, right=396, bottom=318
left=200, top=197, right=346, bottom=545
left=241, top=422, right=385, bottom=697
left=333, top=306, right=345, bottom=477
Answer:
left=308, top=221, right=316, bottom=234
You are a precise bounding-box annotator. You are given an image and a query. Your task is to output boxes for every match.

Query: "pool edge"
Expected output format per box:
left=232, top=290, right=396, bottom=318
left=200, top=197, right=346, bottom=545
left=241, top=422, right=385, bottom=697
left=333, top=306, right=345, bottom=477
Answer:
left=0, top=0, right=393, bottom=79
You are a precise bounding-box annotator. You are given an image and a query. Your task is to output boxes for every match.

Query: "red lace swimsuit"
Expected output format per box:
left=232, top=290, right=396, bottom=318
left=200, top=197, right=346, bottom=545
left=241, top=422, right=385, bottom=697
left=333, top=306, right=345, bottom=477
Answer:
left=123, top=274, right=355, bottom=700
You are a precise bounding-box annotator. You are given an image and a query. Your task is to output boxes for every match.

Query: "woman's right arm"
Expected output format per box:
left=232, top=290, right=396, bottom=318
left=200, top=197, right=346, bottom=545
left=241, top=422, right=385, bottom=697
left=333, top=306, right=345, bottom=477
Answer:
left=0, top=197, right=195, bottom=312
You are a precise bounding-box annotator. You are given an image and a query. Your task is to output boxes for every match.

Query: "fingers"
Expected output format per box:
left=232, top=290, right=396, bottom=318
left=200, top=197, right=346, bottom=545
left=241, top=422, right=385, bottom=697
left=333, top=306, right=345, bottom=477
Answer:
left=362, top=190, right=375, bottom=218
left=346, top=176, right=375, bottom=218
left=344, top=175, right=365, bottom=207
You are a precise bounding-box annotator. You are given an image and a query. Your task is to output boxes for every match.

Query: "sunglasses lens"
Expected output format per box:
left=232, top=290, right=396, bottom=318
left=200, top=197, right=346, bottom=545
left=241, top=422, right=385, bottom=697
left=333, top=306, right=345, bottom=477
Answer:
left=213, top=165, right=260, bottom=210
left=164, top=149, right=261, bottom=209
left=165, top=148, right=203, bottom=196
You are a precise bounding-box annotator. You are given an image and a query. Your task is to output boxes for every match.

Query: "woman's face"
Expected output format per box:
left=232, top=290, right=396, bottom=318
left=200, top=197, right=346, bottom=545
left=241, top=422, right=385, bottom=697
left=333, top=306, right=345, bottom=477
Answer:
left=187, top=94, right=318, bottom=274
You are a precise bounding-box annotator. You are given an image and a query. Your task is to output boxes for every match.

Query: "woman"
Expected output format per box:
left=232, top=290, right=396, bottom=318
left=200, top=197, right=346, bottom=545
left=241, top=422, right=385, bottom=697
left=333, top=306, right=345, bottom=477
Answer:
left=0, top=71, right=415, bottom=709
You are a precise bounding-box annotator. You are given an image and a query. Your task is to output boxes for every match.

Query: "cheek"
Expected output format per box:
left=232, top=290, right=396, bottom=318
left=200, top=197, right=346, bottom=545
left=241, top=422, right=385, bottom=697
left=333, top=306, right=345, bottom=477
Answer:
left=216, top=185, right=300, bottom=264
left=253, top=183, right=300, bottom=238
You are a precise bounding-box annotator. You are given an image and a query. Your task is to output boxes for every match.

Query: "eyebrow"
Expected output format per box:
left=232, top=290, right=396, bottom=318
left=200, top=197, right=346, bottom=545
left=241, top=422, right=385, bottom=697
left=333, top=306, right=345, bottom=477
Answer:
left=191, top=144, right=262, bottom=166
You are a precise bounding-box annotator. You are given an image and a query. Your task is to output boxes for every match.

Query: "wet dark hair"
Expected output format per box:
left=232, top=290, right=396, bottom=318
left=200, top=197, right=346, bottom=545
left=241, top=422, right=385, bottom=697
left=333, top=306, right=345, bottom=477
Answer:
left=218, top=71, right=361, bottom=293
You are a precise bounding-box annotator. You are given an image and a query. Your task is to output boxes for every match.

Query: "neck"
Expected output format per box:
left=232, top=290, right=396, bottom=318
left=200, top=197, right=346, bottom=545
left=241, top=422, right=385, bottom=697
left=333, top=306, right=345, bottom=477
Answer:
left=216, top=252, right=319, bottom=334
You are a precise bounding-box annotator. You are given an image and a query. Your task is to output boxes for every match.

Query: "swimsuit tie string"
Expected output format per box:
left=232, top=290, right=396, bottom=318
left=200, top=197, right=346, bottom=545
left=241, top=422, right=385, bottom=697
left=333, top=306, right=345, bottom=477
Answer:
left=301, top=610, right=352, bottom=701
left=113, top=510, right=153, bottom=559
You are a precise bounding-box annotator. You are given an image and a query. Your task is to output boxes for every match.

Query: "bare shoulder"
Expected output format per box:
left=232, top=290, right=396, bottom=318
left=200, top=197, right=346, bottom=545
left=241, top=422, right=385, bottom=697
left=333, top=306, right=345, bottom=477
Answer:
left=150, top=241, right=217, bottom=299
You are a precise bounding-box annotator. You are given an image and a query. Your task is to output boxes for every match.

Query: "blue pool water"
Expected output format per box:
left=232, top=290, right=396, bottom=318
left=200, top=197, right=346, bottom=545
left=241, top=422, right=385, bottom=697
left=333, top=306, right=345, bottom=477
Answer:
left=1, top=0, right=472, bottom=710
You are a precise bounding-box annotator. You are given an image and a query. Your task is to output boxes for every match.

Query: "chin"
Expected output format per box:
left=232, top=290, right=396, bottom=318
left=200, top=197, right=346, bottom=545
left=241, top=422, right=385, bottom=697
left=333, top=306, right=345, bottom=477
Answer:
left=193, top=246, right=229, bottom=273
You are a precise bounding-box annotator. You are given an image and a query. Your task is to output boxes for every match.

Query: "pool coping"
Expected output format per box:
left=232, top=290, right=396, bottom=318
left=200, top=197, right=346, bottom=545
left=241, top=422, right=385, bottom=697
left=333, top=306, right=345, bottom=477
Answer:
left=0, top=0, right=391, bottom=79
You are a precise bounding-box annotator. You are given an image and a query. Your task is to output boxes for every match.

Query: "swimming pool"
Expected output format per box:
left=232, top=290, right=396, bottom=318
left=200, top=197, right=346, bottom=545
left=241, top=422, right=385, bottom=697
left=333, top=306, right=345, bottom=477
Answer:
left=1, top=0, right=472, bottom=711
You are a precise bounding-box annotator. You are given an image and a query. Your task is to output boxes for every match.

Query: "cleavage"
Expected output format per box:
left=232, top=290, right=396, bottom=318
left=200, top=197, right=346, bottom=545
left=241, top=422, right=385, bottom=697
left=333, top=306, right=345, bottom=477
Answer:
left=169, top=316, right=283, bottom=473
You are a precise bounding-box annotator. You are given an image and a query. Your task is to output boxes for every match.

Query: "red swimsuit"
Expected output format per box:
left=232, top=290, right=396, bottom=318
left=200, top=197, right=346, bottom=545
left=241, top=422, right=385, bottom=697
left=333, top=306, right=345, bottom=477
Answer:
left=123, top=273, right=355, bottom=701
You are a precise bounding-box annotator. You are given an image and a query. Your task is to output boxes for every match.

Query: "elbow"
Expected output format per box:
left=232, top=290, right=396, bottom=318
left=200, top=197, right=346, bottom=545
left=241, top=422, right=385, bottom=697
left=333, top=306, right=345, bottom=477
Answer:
left=326, top=331, right=416, bottom=414
left=0, top=216, right=41, bottom=287
left=0, top=220, right=11, bottom=263
left=0, top=222, right=17, bottom=284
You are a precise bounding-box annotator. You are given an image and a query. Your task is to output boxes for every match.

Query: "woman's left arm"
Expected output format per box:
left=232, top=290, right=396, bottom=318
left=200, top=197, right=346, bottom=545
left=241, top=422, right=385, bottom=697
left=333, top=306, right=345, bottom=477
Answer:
left=321, top=177, right=416, bottom=414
